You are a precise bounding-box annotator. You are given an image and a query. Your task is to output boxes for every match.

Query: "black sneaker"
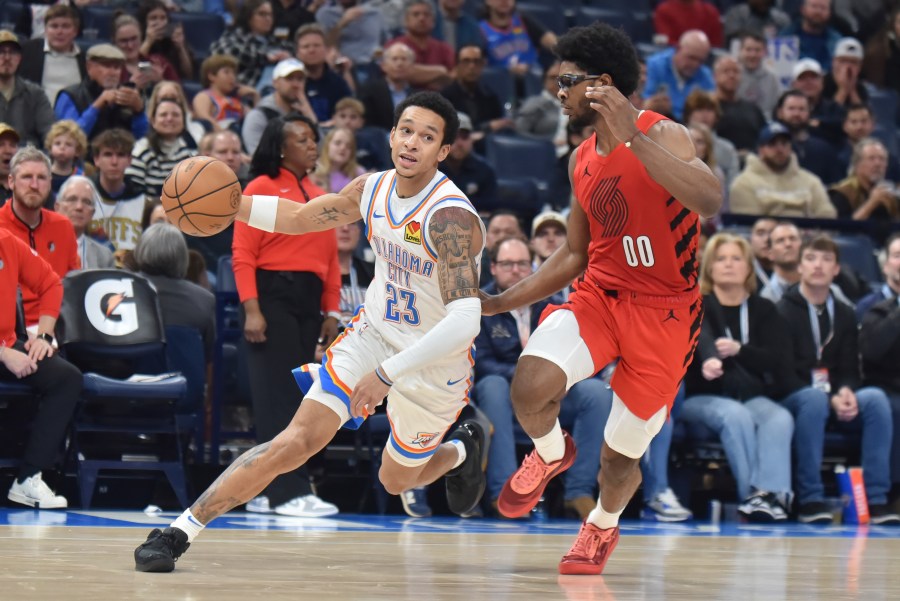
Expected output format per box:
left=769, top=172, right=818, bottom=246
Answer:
left=738, top=491, right=788, bottom=523
left=797, top=501, right=833, bottom=524
left=869, top=504, right=900, bottom=525
left=445, top=419, right=489, bottom=516
left=134, top=527, right=190, bottom=572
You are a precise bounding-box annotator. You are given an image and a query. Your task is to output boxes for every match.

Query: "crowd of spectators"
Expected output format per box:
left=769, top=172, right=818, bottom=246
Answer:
left=2, top=0, right=900, bottom=522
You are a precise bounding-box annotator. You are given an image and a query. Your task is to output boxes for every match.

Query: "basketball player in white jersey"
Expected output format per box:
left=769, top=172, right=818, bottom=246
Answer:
left=135, top=92, right=489, bottom=572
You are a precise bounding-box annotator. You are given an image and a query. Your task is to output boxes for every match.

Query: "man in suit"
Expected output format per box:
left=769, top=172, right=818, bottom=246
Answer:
left=18, top=4, right=86, bottom=105
left=357, top=43, right=417, bottom=131
left=54, top=176, right=114, bottom=270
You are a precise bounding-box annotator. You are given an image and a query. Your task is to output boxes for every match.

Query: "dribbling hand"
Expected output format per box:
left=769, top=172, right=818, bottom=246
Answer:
left=585, top=85, right=639, bottom=145
left=350, top=371, right=388, bottom=419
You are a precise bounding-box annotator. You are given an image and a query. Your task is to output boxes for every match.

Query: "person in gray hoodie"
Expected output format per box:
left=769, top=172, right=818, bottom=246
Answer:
left=0, top=30, right=55, bottom=149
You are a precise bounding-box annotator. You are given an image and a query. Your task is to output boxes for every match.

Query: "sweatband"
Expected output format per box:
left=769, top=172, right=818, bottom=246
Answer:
left=248, top=195, right=279, bottom=232
left=380, top=297, right=481, bottom=380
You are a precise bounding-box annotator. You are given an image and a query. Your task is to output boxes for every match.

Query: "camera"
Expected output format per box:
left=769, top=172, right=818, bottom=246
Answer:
left=138, top=61, right=153, bottom=73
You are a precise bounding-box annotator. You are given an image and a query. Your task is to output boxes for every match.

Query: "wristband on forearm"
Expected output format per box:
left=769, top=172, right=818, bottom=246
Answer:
left=248, top=195, right=279, bottom=232
left=374, top=365, right=394, bottom=387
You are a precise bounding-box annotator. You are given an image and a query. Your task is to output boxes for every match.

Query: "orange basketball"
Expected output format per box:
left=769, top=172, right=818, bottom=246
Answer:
left=161, top=156, right=242, bottom=237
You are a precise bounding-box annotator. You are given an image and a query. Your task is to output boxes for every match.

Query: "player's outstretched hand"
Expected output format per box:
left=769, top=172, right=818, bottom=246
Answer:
left=585, top=85, right=639, bottom=145
left=479, top=289, right=502, bottom=316
left=350, top=371, right=389, bottom=419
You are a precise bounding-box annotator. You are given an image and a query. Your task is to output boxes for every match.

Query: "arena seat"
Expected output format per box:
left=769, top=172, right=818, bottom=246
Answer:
left=58, top=269, right=191, bottom=508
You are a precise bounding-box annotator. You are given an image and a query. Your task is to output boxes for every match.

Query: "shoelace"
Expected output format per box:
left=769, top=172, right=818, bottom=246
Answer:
left=565, top=525, right=602, bottom=560
left=510, top=450, right=555, bottom=493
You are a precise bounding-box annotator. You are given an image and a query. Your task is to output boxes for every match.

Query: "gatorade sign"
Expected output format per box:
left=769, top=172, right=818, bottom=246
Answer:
left=84, top=278, right=140, bottom=337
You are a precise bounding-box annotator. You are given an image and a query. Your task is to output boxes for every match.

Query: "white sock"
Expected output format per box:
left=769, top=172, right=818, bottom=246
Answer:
left=587, top=494, right=624, bottom=529
left=447, top=439, right=466, bottom=469
left=533, top=420, right=565, bottom=464
left=172, top=509, right=205, bottom=543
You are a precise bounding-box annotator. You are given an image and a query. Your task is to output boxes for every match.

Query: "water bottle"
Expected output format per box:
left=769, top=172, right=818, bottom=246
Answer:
left=531, top=496, right=547, bottom=521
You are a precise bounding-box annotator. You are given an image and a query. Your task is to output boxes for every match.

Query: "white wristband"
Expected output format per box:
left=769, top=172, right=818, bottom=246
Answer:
left=248, top=195, right=279, bottom=233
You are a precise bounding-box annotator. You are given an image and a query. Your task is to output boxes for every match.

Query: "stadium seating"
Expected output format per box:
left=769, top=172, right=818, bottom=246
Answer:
left=58, top=270, right=191, bottom=508
left=170, top=12, right=226, bottom=63
left=485, top=133, right=559, bottom=207
left=518, top=2, right=567, bottom=35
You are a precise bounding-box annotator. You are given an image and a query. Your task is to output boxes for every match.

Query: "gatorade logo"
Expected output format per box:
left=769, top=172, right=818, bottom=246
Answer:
left=404, top=221, right=422, bottom=245
left=84, top=278, right=139, bottom=336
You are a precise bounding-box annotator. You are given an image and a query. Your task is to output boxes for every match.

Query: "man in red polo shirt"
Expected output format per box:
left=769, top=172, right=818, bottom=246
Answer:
left=0, top=146, right=79, bottom=328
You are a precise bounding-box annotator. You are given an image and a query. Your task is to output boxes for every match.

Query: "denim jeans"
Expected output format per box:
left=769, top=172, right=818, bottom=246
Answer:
left=474, top=374, right=611, bottom=501
left=679, top=394, right=794, bottom=500
left=640, top=385, right=684, bottom=502
left=782, top=386, right=893, bottom=505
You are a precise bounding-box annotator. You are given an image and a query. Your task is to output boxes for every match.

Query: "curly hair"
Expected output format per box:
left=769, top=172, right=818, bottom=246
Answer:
left=554, top=22, right=640, bottom=97
left=393, top=91, right=459, bottom=146
left=45, top=120, right=88, bottom=160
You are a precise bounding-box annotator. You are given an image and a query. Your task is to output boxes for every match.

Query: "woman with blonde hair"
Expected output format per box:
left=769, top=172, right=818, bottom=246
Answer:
left=148, top=81, right=208, bottom=146
left=680, top=232, right=795, bottom=522
left=312, top=127, right=366, bottom=193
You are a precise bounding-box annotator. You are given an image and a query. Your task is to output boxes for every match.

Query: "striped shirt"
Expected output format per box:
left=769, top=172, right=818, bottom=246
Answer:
left=126, top=136, right=197, bottom=198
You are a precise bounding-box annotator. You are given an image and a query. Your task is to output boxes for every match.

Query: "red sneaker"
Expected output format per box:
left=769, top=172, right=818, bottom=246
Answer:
left=497, top=431, right=576, bottom=518
left=558, top=521, right=620, bottom=575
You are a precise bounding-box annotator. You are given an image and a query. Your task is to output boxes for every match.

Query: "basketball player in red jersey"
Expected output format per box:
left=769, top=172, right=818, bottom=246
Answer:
left=481, top=22, right=722, bottom=574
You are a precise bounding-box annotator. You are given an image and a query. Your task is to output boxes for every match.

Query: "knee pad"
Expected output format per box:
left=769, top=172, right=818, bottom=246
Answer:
left=603, top=393, right=667, bottom=459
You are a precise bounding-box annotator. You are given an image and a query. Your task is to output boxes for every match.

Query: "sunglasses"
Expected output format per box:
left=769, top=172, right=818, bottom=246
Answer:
left=556, top=73, right=603, bottom=90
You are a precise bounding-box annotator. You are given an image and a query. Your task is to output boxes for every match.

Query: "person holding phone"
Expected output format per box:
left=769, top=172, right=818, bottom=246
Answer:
left=137, top=0, right=195, bottom=81
left=113, top=13, right=179, bottom=91
left=54, top=44, right=148, bottom=142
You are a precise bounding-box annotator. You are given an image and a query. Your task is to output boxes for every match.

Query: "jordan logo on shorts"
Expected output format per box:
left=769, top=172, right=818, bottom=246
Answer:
left=662, top=309, right=679, bottom=323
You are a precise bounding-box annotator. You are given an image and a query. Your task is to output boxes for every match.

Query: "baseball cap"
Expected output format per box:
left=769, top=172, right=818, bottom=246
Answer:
left=758, top=122, right=791, bottom=146
left=791, top=58, right=822, bottom=80
left=834, top=37, right=864, bottom=61
left=457, top=112, right=473, bottom=132
left=531, top=211, right=567, bottom=237
left=0, top=122, right=20, bottom=141
left=273, top=58, right=305, bottom=80
left=0, top=30, right=20, bottom=49
left=86, top=43, right=125, bottom=62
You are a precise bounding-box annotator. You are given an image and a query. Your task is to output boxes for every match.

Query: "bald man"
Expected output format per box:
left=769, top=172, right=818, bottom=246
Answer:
left=713, top=55, right=766, bottom=152
left=643, top=30, right=715, bottom=120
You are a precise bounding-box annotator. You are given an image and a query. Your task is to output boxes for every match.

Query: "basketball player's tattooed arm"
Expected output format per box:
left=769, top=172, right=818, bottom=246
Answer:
left=237, top=174, right=367, bottom=234
left=191, top=442, right=271, bottom=523
left=430, top=206, right=482, bottom=304
left=482, top=152, right=590, bottom=316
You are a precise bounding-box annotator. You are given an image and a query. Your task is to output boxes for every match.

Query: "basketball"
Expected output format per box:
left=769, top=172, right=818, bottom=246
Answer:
left=161, top=156, right=242, bottom=237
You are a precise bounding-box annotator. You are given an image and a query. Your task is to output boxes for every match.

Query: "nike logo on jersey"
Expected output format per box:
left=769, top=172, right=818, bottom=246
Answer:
left=447, top=376, right=466, bottom=386
left=373, top=212, right=385, bottom=219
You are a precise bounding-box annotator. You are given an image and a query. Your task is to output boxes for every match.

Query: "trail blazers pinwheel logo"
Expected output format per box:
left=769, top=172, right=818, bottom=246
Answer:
left=404, top=221, right=422, bottom=245
left=84, top=278, right=139, bottom=336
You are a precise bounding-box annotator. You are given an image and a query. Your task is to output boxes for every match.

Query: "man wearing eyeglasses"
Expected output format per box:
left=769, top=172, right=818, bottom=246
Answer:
left=54, top=175, right=114, bottom=270
left=481, top=22, right=722, bottom=574
left=0, top=30, right=55, bottom=149
left=475, top=237, right=609, bottom=520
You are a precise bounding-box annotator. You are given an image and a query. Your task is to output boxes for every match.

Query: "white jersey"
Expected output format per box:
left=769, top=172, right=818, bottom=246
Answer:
left=360, top=169, right=484, bottom=359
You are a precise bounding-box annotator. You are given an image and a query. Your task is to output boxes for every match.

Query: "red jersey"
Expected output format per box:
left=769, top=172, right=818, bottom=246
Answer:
left=0, top=201, right=80, bottom=324
left=0, top=229, right=62, bottom=348
left=573, top=110, right=699, bottom=300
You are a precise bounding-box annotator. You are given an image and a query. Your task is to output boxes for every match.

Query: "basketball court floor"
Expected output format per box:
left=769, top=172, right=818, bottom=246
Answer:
left=2, top=509, right=898, bottom=600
